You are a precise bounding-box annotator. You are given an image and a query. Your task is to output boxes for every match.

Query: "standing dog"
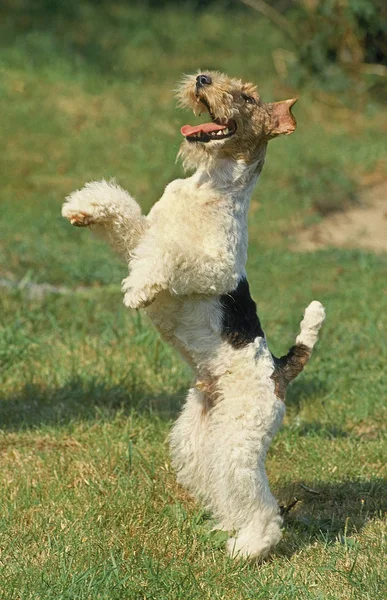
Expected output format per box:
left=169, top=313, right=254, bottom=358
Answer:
left=62, top=71, right=325, bottom=560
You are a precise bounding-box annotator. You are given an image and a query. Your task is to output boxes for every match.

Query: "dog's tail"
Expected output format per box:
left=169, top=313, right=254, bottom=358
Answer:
left=272, top=301, right=325, bottom=399
left=62, top=180, right=148, bottom=261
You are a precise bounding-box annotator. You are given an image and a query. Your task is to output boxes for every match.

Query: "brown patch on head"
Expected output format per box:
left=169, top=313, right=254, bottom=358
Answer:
left=176, top=70, right=297, bottom=169
left=271, top=343, right=312, bottom=401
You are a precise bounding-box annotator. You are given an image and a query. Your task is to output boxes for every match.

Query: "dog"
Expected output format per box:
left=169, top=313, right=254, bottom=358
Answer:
left=62, top=71, right=325, bottom=561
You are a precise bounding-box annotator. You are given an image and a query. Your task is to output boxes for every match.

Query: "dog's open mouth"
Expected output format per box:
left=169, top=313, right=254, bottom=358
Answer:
left=181, top=98, right=237, bottom=143
left=181, top=119, right=237, bottom=143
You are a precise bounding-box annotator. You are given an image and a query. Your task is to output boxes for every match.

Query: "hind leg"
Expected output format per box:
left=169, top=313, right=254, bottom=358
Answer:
left=210, top=447, right=282, bottom=560
left=225, top=461, right=283, bottom=561
left=204, top=392, right=285, bottom=560
left=169, top=388, right=208, bottom=500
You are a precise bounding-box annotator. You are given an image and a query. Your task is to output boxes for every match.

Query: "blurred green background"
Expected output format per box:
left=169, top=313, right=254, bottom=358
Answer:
left=1, top=0, right=386, bottom=285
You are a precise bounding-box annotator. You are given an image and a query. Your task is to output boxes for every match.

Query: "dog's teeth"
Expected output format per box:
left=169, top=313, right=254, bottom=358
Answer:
left=223, top=128, right=229, bottom=135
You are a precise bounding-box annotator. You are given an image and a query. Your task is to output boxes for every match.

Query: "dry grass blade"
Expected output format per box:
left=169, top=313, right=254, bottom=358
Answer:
left=300, top=484, right=320, bottom=495
left=240, top=0, right=299, bottom=45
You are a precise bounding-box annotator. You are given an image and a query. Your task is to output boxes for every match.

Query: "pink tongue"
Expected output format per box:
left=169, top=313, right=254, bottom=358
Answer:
left=181, top=122, right=226, bottom=137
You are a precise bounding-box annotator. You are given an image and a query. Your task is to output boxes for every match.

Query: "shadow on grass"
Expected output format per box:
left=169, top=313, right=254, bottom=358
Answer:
left=0, top=373, right=332, bottom=432
left=1, top=378, right=385, bottom=561
left=0, top=378, right=187, bottom=431
left=276, top=478, right=387, bottom=558
left=295, top=422, right=349, bottom=439
left=286, top=376, right=329, bottom=409
left=0, top=373, right=335, bottom=432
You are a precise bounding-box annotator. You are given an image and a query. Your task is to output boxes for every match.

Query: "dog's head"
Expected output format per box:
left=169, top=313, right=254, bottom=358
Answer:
left=176, top=71, right=297, bottom=169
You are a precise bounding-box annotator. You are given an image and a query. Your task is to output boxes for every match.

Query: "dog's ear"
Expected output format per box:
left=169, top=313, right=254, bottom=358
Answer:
left=266, top=98, right=297, bottom=138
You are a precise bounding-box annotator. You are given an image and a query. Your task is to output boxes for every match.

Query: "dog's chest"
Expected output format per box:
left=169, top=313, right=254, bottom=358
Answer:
left=151, top=178, right=250, bottom=269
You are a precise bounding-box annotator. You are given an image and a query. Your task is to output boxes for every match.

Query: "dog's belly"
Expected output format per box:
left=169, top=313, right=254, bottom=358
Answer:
left=146, top=292, right=282, bottom=430
left=146, top=292, right=224, bottom=368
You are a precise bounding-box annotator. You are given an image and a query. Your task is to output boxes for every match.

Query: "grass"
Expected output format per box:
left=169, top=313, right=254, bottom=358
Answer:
left=0, top=2, right=386, bottom=598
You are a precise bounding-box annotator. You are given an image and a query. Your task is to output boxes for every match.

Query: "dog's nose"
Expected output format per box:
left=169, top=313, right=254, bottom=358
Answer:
left=196, top=74, right=212, bottom=89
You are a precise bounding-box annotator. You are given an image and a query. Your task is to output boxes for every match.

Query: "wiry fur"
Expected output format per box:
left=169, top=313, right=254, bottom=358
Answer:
left=62, top=71, right=325, bottom=561
left=62, top=180, right=147, bottom=262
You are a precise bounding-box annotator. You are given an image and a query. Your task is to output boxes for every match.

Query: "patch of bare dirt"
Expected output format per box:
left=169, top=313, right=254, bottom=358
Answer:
left=296, top=181, right=387, bottom=253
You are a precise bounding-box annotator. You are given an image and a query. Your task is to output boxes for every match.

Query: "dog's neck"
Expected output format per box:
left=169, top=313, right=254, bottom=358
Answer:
left=190, top=155, right=265, bottom=205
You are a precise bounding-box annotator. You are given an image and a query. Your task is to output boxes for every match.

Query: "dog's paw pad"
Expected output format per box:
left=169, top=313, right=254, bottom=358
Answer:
left=68, top=211, right=95, bottom=227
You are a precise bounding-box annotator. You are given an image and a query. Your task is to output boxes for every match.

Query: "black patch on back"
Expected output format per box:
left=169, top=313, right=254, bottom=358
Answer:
left=220, top=278, right=265, bottom=348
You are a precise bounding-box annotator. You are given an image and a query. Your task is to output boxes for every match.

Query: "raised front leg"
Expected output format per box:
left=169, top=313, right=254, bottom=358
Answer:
left=62, top=180, right=147, bottom=260
left=121, top=247, right=173, bottom=308
left=121, top=273, right=164, bottom=309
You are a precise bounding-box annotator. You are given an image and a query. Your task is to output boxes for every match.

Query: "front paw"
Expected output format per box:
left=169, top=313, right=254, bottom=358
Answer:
left=121, top=278, right=160, bottom=309
left=62, top=182, right=114, bottom=227
left=62, top=209, right=96, bottom=228
left=62, top=192, right=99, bottom=227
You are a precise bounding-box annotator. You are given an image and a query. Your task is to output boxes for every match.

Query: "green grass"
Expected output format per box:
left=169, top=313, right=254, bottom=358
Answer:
left=0, top=3, right=386, bottom=599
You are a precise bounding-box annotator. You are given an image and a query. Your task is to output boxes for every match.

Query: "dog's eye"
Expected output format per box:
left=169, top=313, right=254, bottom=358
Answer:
left=242, top=94, right=255, bottom=105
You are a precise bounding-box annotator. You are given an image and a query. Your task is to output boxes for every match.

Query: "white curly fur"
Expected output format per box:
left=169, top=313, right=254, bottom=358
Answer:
left=62, top=71, right=325, bottom=561
left=296, top=301, right=326, bottom=348
left=169, top=299, right=324, bottom=560
left=62, top=180, right=147, bottom=261
left=62, top=174, right=325, bottom=560
left=170, top=336, right=285, bottom=560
